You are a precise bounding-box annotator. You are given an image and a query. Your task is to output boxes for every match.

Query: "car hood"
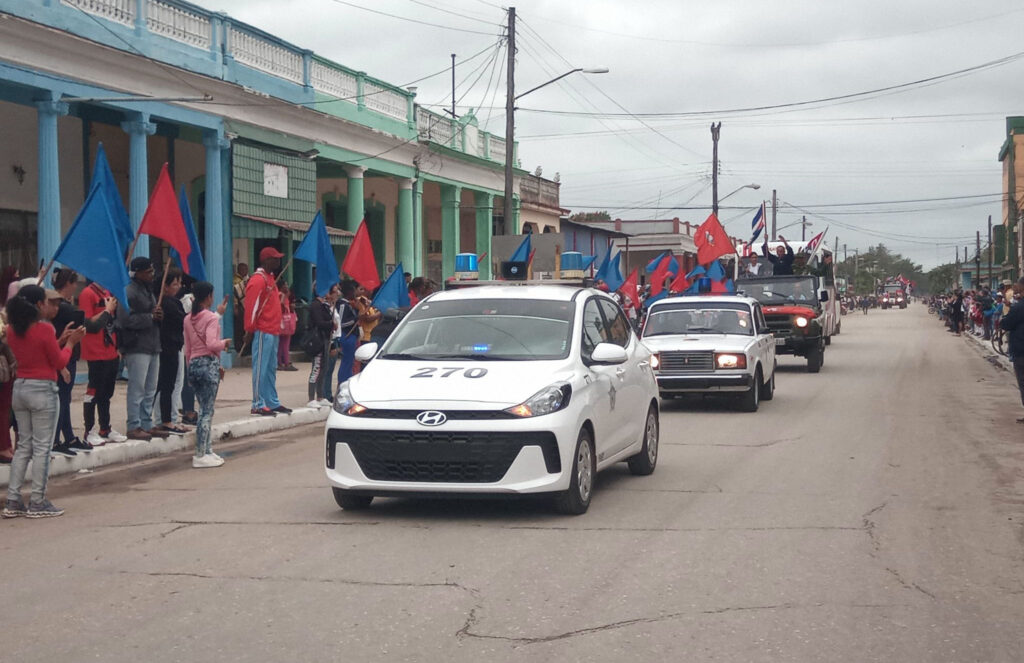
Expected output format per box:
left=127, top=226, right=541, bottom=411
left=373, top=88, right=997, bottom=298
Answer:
left=349, top=358, right=576, bottom=408
left=642, top=334, right=753, bottom=353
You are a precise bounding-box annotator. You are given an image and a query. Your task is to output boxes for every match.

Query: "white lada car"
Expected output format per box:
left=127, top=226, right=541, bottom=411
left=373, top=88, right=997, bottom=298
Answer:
left=325, top=285, right=660, bottom=515
left=641, top=295, right=776, bottom=412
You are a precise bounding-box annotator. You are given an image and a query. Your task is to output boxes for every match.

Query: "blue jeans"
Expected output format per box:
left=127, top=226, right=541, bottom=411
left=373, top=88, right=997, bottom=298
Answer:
left=187, top=356, right=220, bottom=456
left=335, top=334, right=357, bottom=391
left=251, top=331, right=280, bottom=410
left=125, top=352, right=160, bottom=431
left=7, top=379, right=59, bottom=504
left=54, top=359, right=77, bottom=444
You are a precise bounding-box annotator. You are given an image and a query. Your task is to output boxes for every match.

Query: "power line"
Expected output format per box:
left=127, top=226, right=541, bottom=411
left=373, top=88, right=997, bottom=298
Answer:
left=402, top=0, right=502, bottom=25
left=513, top=49, right=1024, bottom=119
left=326, top=0, right=502, bottom=35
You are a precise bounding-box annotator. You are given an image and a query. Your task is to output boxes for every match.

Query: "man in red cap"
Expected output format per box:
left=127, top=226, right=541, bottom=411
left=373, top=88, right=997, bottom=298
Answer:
left=244, top=247, right=289, bottom=416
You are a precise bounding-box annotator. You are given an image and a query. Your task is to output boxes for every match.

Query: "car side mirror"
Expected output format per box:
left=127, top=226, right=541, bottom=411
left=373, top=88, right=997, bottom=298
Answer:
left=589, top=342, right=628, bottom=365
left=354, top=342, right=379, bottom=363
left=820, top=291, right=830, bottom=302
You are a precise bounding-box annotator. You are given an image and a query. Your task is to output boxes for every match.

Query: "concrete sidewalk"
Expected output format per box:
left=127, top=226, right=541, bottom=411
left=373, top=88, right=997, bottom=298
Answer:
left=1, top=359, right=327, bottom=487
left=961, top=328, right=1012, bottom=372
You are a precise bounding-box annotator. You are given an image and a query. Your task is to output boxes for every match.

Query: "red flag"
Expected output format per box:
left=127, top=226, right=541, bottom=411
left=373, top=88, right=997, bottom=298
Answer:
left=710, top=279, right=730, bottom=294
left=650, top=254, right=673, bottom=296
left=619, top=268, right=640, bottom=309
left=695, top=213, right=735, bottom=265
left=668, top=270, right=690, bottom=293
left=341, top=220, right=380, bottom=290
left=138, top=164, right=190, bottom=267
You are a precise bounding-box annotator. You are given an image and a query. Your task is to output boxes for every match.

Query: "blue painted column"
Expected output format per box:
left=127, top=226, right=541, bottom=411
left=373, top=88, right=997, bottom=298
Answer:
left=413, top=179, right=424, bottom=276
left=36, top=95, right=68, bottom=273
left=441, top=184, right=462, bottom=280
left=474, top=191, right=494, bottom=279
left=203, top=131, right=229, bottom=307
left=397, top=178, right=415, bottom=273
left=344, top=165, right=366, bottom=232
left=121, top=113, right=156, bottom=258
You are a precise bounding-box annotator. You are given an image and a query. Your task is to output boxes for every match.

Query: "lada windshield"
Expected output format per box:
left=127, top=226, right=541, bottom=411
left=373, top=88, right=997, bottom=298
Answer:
left=644, top=302, right=753, bottom=337
left=739, top=277, right=818, bottom=306
left=380, top=298, right=575, bottom=360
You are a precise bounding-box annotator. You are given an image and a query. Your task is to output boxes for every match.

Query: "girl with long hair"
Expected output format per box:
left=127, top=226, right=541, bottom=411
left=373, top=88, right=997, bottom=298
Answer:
left=2, top=285, right=85, bottom=518
left=183, top=282, right=231, bottom=468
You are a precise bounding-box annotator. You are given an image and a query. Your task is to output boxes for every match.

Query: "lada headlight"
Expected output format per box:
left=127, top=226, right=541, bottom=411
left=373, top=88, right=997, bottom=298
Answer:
left=714, top=353, right=747, bottom=369
left=333, top=381, right=368, bottom=416
left=506, top=383, right=572, bottom=417
left=795, top=316, right=809, bottom=328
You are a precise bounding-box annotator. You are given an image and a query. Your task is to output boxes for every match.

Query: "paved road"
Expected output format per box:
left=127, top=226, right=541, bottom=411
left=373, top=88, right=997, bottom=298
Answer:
left=3, top=306, right=1024, bottom=662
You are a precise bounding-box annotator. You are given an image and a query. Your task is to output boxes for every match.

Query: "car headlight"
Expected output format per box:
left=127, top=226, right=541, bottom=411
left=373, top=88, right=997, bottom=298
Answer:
left=333, top=381, right=367, bottom=416
left=795, top=316, right=809, bottom=328
left=715, top=353, right=747, bottom=369
left=505, top=383, right=572, bottom=417
left=650, top=353, right=661, bottom=370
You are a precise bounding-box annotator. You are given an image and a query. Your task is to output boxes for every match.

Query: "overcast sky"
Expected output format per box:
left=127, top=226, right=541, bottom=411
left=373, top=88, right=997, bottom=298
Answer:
left=195, top=0, right=1024, bottom=269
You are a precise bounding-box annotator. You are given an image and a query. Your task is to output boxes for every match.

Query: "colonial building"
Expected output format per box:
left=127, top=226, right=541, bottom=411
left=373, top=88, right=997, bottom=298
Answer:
left=997, top=116, right=1024, bottom=281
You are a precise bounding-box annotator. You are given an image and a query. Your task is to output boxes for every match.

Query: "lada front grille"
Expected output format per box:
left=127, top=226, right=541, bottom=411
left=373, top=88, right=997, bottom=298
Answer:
left=327, top=429, right=560, bottom=482
left=658, top=350, right=714, bottom=373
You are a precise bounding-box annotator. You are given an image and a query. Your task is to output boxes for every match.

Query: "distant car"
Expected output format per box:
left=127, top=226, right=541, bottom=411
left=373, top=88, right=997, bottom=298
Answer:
left=641, top=295, right=776, bottom=412
left=324, top=285, right=660, bottom=515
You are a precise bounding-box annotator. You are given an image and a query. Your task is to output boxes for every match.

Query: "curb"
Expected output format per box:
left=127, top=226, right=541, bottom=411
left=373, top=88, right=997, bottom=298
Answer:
left=0, top=406, right=330, bottom=488
left=962, top=330, right=1012, bottom=372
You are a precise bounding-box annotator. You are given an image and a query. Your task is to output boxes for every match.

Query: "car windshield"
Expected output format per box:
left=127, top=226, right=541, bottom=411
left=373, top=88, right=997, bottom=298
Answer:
left=884, top=286, right=903, bottom=294
left=738, top=277, right=818, bottom=305
left=643, top=304, right=753, bottom=337
left=380, top=298, right=574, bottom=360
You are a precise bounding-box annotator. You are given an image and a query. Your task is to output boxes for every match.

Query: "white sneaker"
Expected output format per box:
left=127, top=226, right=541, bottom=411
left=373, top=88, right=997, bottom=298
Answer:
left=106, top=429, right=128, bottom=443
left=209, top=452, right=224, bottom=462
left=85, top=431, right=107, bottom=447
left=306, top=400, right=321, bottom=409
left=192, top=454, right=224, bottom=469
left=318, top=399, right=332, bottom=407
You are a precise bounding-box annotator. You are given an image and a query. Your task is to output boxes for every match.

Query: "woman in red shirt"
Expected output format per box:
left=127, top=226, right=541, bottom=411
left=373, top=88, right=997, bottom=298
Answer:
left=2, top=285, right=85, bottom=519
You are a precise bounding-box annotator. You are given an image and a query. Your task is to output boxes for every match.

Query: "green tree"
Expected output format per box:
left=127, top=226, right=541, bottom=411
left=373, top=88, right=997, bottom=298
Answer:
left=569, top=211, right=612, bottom=224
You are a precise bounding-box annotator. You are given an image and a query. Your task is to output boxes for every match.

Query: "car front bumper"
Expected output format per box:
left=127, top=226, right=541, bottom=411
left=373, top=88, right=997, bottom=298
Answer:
left=655, top=373, right=753, bottom=393
left=323, top=410, right=577, bottom=495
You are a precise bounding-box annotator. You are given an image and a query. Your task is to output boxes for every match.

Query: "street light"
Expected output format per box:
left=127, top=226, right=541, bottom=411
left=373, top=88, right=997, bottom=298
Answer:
left=504, top=66, right=608, bottom=234
left=717, top=183, right=760, bottom=205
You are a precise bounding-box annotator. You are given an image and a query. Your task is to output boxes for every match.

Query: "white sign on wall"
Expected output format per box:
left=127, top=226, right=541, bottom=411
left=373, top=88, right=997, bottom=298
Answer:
left=263, top=163, right=289, bottom=198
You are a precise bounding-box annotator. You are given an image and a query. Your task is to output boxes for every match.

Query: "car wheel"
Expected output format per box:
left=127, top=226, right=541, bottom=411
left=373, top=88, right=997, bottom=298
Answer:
left=628, top=405, right=659, bottom=476
left=739, top=368, right=761, bottom=412
left=332, top=488, right=373, bottom=511
left=760, top=367, right=775, bottom=401
left=807, top=343, right=823, bottom=373
left=555, top=428, right=595, bottom=515
left=824, top=334, right=832, bottom=346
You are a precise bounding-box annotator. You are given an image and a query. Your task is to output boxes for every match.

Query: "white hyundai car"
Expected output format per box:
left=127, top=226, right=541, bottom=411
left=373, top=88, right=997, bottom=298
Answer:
left=642, top=295, right=776, bottom=412
left=324, top=285, right=659, bottom=514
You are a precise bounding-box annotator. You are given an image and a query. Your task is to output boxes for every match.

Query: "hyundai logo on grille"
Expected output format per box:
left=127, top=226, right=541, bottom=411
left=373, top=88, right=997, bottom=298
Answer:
left=416, top=411, right=447, bottom=426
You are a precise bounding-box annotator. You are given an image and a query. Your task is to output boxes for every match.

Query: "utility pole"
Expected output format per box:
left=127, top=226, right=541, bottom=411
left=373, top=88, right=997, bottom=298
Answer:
left=503, top=7, right=516, bottom=235
left=771, top=189, right=777, bottom=241
left=801, top=215, right=808, bottom=241
left=988, top=214, right=993, bottom=290
left=976, top=230, right=981, bottom=288
left=854, top=249, right=859, bottom=278
left=843, top=243, right=847, bottom=261
left=450, top=53, right=456, bottom=118
left=710, top=122, right=722, bottom=217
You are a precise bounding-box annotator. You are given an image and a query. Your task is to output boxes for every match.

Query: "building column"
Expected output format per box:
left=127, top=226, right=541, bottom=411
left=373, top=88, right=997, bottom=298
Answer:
left=474, top=191, right=494, bottom=279
left=397, top=178, right=416, bottom=274
left=513, top=195, right=522, bottom=234
left=203, top=130, right=229, bottom=311
left=413, top=179, right=424, bottom=276
left=441, top=184, right=462, bottom=280
left=344, top=165, right=366, bottom=232
left=121, top=113, right=156, bottom=258
left=36, top=95, right=68, bottom=272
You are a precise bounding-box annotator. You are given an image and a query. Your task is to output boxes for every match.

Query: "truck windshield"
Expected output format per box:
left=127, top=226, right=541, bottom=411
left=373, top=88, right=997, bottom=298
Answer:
left=380, top=298, right=574, bottom=360
left=738, top=277, right=818, bottom=306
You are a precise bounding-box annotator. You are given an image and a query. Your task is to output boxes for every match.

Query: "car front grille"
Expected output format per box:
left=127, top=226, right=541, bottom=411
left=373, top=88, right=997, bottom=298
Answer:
left=326, top=429, right=560, bottom=482
left=764, top=314, right=793, bottom=334
left=658, top=350, right=714, bottom=373
left=355, top=409, right=517, bottom=420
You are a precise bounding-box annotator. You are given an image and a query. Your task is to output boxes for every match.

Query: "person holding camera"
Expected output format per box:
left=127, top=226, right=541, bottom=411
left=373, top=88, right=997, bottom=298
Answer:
left=79, top=279, right=124, bottom=446
left=49, top=268, right=90, bottom=457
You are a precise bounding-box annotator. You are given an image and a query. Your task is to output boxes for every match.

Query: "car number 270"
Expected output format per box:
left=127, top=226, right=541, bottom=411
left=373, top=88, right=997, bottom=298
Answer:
left=411, top=367, right=488, bottom=379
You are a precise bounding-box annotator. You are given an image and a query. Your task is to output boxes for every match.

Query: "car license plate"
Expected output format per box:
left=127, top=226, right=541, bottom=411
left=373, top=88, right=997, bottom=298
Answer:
left=775, top=338, right=786, bottom=346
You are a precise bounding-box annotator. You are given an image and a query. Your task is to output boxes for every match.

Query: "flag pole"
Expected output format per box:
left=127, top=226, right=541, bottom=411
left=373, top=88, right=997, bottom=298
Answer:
left=37, top=257, right=58, bottom=285
left=156, top=255, right=173, bottom=306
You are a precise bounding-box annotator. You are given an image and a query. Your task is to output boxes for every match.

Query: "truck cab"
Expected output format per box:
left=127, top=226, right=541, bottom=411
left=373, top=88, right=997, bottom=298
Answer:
left=736, top=274, right=827, bottom=373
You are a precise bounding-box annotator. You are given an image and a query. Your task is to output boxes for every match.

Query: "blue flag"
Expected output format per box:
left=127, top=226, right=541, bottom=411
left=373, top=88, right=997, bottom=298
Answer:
left=53, top=183, right=131, bottom=309
left=686, top=265, right=707, bottom=281
left=582, top=255, right=597, bottom=271
left=645, top=251, right=679, bottom=276
left=91, top=143, right=134, bottom=257
left=643, top=291, right=668, bottom=309
left=603, top=252, right=625, bottom=292
left=373, top=262, right=411, bottom=312
left=706, top=259, right=726, bottom=282
left=510, top=235, right=531, bottom=263
left=170, top=187, right=207, bottom=281
left=593, top=247, right=611, bottom=281
left=294, top=212, right=340, bottom=297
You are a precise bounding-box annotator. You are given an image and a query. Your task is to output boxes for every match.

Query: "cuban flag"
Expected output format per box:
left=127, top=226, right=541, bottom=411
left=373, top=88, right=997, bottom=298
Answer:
left=805, top=227, right=827, bottom=258
left=749, top=203, right=766, bottom=244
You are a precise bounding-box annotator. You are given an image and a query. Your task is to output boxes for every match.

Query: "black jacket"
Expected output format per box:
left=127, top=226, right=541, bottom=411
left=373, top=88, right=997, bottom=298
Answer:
left=52, top=300, right=82, bottom=362
left=763, top=244, right=795, bottom=275
left=309, top=299, right=334, bottom=341
left=1000, top=300, right=1024, bottom=358
left=116, top=279, right=161, bottom=355
left=158, top=295, right=186, bottom=353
